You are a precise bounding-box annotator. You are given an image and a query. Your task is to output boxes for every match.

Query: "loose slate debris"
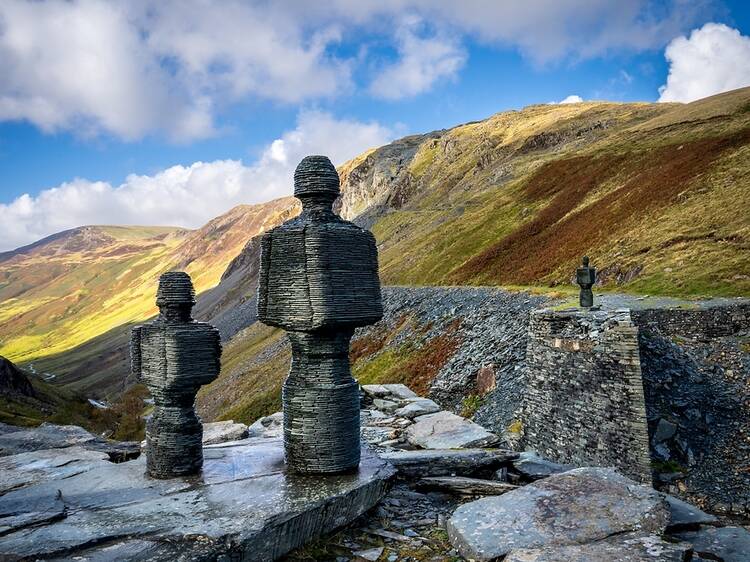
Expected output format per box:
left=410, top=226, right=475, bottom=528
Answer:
left=664, top=494, right=719, bottom=532
left=131, top=271, right=222, bottom=478
left=380, top=449, right=518, bottom=478
left=415, top=476, right=518, bottom=496
left=257, top=155, right=383, bottom=474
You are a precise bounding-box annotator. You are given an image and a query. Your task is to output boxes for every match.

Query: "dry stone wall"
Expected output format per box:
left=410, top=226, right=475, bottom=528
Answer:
left=521, top=308, right=652, bottom=483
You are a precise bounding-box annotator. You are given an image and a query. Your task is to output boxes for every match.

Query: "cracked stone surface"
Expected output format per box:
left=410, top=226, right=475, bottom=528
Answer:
left=405, top=411, right=499, bottom=449
left=447, top=467, right=670, bottom=561
left=0, top=438, right=394, bottom=561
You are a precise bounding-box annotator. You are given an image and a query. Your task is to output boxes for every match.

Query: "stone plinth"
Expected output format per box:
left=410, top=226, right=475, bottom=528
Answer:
left=522, top=308, right=652, bottom=483
left=0, top=438, right=394, bottom=561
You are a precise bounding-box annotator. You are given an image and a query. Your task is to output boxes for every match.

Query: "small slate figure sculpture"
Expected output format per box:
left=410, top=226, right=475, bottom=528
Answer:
left=576, top=256, right=596, bottom=308
left=257, top=155, right=383, bottom=474
left=130, top=272, right=221, bottom=478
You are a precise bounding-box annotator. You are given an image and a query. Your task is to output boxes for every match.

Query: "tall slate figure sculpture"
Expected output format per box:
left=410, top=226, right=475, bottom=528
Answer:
left=131, top=272, right=221, bottom=478
left=258, top=155, right=383, bottom=474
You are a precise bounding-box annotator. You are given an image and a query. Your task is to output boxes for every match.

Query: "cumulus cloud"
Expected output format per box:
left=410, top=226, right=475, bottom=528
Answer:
left=551, top=95, right=584, bottom=104
left=369, top=17, right=466, bottom=99
left=0, top=111, right=395, bottom=251
left=0, top=0, right=709, bottom=140
left=658, top=23, right=750, bottom=103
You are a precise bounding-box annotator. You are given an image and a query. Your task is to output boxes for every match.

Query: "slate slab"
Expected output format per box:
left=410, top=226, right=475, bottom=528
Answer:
left=202, top=420, right=249, bottom=445
left=512, top=452, right=573, bottom=481
left=447, top=467, right=670, bottom=561
left=404, top=411, right=499, bottom=449
left=415, top=476, right=517, bottom=495
left=664, top=494, right=719, bottom=531
left=0, top=446, right=110, bottom=494
left=504, top=533, right=692, bottom=561
left=394, top=398, right=440, bottom=419
left=675, top=526, right=750, bottom=562
left=0, top=438, right=395, bottom=561
left=381, top=384, right=418, bottom=400
left=379, top=449, right=517, bottom=477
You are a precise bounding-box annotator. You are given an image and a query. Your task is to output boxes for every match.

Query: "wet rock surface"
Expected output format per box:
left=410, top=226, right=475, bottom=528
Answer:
left=0, top=438, right=394, bottom=561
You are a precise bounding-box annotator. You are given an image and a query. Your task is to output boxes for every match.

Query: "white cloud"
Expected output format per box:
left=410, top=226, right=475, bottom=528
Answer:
left=658, top=23, right=750, bottom=103
left=552, top=95, right=584, bottom=104
left=0, top=111, right=395, bottom=251
left=0, top=0, right=710, bottom=140
left=369, top=17, right=466, bottom=99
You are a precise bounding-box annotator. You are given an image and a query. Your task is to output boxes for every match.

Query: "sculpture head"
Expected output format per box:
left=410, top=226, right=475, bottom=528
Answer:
left=582, top=255, right=590, bottom=267
left=294, top=155, right=340, bottom=214
left=156, top=271, right=195, bottom=322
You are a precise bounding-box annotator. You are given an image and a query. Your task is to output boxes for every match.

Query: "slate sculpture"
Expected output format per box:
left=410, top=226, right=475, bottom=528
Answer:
left=131, top=271, right=221, bottom=478
left=258, top=155, right=383, bottom=474
left=576, top=256, right=596, bottom=308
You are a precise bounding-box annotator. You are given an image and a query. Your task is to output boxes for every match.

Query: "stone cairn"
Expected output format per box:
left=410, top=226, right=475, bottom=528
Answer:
left=131, top=271, right=222, bottom=478
left=576, top=256, right=596, bottom=308
left=257, top=155, right=383, bottom=474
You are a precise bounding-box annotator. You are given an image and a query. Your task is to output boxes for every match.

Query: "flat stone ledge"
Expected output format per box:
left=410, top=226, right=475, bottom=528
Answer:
left=0, top=438, right=395, bottom=561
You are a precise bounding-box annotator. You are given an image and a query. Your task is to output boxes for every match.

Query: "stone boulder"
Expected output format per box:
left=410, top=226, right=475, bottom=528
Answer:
left=405, top=411, right=499, bottom=449
left=247, top=412, right=283, bottom=439
left=447, top=467, right=670, bottom=561
left=379, top=449, right=517, bottom=478
left=202, top=420, right=249, bottom=445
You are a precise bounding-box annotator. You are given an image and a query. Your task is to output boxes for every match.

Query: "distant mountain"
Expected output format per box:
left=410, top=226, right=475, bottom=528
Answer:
left=3, top=87, right=750, bottom=405
left=0, top=199, right=295, bottom=367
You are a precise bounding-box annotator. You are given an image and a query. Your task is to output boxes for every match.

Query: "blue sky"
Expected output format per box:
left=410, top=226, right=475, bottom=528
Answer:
left=1, top=0, right=750, bottom=250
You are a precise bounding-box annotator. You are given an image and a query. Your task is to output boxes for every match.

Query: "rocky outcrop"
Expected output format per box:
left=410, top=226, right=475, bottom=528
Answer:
left=0, top=356, right=34, bottom=397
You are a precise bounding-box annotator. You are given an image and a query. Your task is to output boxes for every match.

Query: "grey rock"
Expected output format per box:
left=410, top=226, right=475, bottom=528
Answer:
left=382, top=384, right=418, bottom=400
left=675, top=526, right=750, bottom=562
left=247, top=412, right=284, bottom=438
left=202, top=420, right=249, bottom=445
left=404, top=411, right=499, bottom=449
left=379, top=448, right=517, bottom=477
left=0, top=438, right=394, bottom=561
left=394, top=398, right=440, bottom=419
left=447, top=467, right=670, bottom=561
left=373, top=398, right=399, bottom=413
left=0, top=422, right=139, bottom=463
left=654, top=418, right=678, bottom=443
left=361, top=384, right=390, bottom=398
left=415, top=476, right=517, bottom=496
left=512, top=452, right=574, bottom=481
left=354, top=546, right=384, bottom=561
left=664, top=494, right=718, bottom=531
left=505, top=533, right=691, bottom=561
left=361, top=426, right=398, bottom=445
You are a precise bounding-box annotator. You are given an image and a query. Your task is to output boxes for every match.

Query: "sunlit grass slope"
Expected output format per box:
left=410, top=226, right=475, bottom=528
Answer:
left=0, top=198, right=294, bottom=365
left=342, top=87, right=750, bottom=297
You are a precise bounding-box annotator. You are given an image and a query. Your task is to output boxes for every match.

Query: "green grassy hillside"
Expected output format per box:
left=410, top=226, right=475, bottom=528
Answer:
left=340, top=87, right=750, bottom=297
left=0, top=199, right=294, bottom=367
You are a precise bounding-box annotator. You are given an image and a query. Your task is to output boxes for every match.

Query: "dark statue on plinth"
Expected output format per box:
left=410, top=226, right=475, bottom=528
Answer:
left=576, top=256, right=596, bottom=308
left=130, top=272, right=221, bottom=478
left=257, top=155, right=383, bottom=474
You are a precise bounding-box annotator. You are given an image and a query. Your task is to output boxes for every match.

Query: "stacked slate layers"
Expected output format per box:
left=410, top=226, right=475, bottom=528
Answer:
left=131, top=272, right=222, bottom=478
left=258, top=155, right=383, bottom=474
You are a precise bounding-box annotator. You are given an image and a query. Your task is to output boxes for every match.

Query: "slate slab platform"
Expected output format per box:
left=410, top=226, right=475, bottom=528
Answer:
left=0, top=437, right=395, bottom=561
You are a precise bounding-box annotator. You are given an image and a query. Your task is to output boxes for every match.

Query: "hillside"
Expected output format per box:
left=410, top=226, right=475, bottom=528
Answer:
left=0, top=198, right=295, bottom=367
left=2, top=87, right=750, bottom=404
